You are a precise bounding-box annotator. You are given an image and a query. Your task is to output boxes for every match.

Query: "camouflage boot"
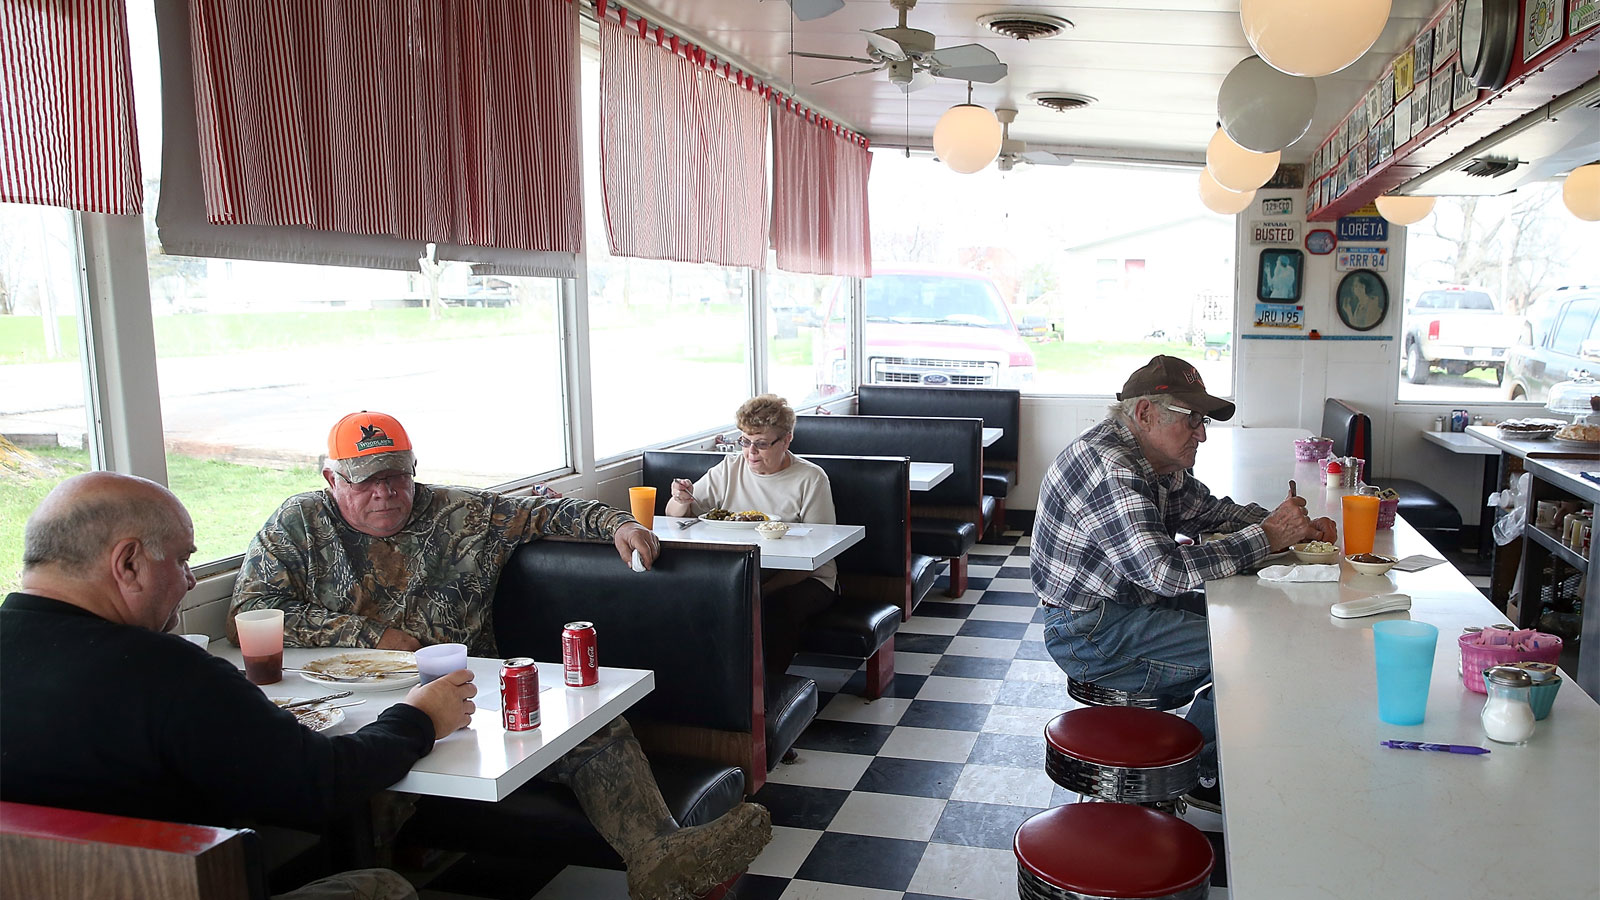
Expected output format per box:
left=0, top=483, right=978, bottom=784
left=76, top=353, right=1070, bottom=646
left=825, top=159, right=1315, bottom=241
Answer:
left=561, top=720, right=771, bottom=900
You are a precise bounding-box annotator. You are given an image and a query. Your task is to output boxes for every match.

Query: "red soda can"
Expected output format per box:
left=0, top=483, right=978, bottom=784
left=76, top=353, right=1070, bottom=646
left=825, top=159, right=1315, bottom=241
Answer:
left=562, top=621, right=599, bottom=687
left=500, top=657, right=541, bottom=731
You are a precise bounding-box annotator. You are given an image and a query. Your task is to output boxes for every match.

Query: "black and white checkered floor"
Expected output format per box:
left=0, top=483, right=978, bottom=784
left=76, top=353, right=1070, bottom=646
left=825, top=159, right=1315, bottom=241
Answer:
left=414, top=528, right=1231, bottom=900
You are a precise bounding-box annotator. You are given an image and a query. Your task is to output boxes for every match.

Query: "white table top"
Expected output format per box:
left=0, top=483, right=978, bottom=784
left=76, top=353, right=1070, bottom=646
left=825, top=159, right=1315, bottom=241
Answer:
left=211, top=645, right=653, bottom=802
left=1462, top=423, right=1583, bottom=459
left=650, top=517, right=865, bottom=571
left=910, top=461, right=953, bottom=491
left=1194, top=431, right=1600, bottom=899
left=982, top=427, right=1002, bottom=447
left=1421, top=429, right=1500, bottom=455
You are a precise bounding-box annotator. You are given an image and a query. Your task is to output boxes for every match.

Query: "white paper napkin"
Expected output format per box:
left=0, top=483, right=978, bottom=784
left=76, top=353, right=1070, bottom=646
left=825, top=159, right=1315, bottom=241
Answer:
left=630, top=549, right=646, bottom=573
left=1390, top=555, right=1445, bottom=572
left=1257, top=564, right=1341, bottom=583
left=785, top=526, right=813, bottom=536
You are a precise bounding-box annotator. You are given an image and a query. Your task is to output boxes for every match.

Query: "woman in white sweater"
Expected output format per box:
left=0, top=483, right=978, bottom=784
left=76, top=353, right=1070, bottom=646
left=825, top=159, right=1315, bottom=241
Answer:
left=665, top=394, right=838, bottom=682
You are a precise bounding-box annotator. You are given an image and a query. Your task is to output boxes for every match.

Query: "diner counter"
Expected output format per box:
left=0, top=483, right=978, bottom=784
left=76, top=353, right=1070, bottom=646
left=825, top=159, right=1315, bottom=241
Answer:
left=1194, top=428, right=1600, bottom=899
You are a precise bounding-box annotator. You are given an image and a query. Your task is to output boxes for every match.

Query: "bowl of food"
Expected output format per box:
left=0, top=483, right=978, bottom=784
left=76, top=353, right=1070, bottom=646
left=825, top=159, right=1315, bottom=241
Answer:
left=754, top=521, right=790, bottom=540
left=1290, top=541, right=1341, bottom=565
left=1345, top=552, right=1397, bottom=576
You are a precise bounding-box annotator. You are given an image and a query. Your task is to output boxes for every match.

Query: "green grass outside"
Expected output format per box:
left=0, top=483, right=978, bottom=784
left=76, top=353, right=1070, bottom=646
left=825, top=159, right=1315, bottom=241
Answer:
left=1, top=447, right=322, bottom=594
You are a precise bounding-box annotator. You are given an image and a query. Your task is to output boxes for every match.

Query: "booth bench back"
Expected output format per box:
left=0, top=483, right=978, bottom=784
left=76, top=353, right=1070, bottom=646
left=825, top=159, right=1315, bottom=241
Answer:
left=857, top=385, right=1020, bottom=464
left=790, top=415, right=983, bottom=514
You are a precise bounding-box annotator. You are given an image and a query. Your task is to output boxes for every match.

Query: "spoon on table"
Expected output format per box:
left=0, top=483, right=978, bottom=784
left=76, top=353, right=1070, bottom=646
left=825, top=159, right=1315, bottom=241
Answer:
left=277, top=691, right=352, bottom=711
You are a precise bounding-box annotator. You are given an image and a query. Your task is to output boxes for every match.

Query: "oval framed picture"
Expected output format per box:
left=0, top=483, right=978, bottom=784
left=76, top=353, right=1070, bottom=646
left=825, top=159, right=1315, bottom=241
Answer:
left=1336, top=269, right=1389, bottom=332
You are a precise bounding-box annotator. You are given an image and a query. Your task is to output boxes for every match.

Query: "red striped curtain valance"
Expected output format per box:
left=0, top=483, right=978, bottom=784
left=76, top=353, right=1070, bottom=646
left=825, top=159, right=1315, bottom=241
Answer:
left=771, top=106, right=871, bottom=278
left=597, top=12, right=766, bottom=268
left=0, top=0, right=141, bottom=214
left=163, top=0, right=579, bottom=273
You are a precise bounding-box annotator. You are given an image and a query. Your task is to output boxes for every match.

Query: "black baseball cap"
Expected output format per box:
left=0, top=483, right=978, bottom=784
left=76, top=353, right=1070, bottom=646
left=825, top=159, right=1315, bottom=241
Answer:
left=1116, top=355, right=1236, bottom=421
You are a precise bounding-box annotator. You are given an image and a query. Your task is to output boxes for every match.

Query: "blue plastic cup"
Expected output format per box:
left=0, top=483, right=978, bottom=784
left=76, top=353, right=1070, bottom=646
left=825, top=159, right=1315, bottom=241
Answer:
left=1373, top=620, right=1438, bottom=725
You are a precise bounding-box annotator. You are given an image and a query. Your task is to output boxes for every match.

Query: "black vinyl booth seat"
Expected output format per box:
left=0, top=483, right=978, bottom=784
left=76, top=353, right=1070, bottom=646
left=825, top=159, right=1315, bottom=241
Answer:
left=858, top=385, right=1021, bottom=534
left=1323, top=398, right=1464, bottom=540
left=402, top=540, right=773, bottom=865
left=790, top=414, right=986, bottom=598
left=642, top=450, right=906, bottom=697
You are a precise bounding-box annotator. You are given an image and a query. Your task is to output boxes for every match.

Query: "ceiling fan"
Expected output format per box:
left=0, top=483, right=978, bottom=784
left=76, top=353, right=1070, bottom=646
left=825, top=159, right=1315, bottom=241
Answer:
left=995, top=108, right=1073, bottom=172
left=790, top=0, right=1008, bottom=93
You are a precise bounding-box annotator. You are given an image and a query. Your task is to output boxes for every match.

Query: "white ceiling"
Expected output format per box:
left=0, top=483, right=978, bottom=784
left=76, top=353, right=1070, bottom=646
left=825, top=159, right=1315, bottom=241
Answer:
left=630, top=0, right=1445, bottom=163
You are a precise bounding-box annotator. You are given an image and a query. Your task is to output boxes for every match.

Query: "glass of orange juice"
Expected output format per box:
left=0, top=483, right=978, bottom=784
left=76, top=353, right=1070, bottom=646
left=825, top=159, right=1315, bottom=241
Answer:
left=628, top=486, right=657, bottom=529
left=1342, top=495, right=1380, bottom=556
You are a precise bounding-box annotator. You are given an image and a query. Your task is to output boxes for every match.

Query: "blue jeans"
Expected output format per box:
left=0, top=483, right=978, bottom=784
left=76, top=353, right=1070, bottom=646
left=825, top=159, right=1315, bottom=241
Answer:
left=1042, top=598, right=1217, bottom=781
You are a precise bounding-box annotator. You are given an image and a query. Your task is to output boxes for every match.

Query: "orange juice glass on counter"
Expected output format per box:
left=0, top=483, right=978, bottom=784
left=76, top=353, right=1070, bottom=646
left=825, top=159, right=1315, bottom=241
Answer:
left=1342, top=495, right=1380, bottom=556
left=628, top=486, right=657, bottom=529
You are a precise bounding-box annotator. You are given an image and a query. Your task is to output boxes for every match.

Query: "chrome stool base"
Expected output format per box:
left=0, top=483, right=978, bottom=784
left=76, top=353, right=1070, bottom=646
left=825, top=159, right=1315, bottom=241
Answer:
left=1018, top=867, right=1209, bottom=900
left=1066, top=677, right=1190, bottom=711
left=1046, top=752, right=1200, bottom=805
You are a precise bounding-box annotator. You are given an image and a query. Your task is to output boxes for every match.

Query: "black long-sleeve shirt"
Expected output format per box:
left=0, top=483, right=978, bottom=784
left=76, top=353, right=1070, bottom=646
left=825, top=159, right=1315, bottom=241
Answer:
left=0, top=592, right=435, bottom=831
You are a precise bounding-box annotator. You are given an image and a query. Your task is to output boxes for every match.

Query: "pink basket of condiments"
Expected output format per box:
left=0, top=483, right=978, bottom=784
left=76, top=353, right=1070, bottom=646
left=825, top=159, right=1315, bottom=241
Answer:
left=1293, top=436, right=1335, bottom=462
left=1458, top=629, right=1562, bottom=693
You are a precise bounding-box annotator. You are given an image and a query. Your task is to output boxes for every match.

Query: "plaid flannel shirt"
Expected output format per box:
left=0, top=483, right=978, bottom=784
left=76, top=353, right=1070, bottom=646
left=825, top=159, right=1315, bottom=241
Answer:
left=1031, top=418, right=1271, bottom=612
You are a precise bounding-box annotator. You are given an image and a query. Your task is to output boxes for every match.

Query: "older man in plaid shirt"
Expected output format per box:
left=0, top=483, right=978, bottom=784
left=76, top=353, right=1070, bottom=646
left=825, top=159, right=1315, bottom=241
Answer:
left=1031, top=356, right=1335, bottom=810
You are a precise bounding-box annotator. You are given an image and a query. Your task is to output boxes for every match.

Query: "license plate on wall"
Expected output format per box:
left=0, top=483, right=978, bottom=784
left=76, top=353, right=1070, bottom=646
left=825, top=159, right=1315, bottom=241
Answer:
left=1336, top=246, right=1388, bottom=271
left=1254, top=304, right=1305, bottom=328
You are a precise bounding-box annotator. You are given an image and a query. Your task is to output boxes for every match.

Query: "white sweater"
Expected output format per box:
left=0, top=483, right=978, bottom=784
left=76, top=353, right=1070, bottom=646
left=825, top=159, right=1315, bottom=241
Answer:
left=691, top=453, right=838, bottom=590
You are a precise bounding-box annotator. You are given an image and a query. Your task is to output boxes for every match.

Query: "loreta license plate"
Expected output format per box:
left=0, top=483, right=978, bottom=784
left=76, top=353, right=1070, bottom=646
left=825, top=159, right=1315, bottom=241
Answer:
left=1254, top=304, right=1304, bottom=329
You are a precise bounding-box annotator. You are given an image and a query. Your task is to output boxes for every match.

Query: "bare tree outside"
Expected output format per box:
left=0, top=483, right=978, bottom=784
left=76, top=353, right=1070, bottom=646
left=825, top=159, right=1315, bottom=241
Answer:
left=1409, top=184, right=1579, bottom=314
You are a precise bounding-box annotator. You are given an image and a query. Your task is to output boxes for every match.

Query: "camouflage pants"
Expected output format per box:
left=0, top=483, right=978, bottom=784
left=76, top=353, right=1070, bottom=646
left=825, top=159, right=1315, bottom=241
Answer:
left=274, top=868, right=416, bottom=900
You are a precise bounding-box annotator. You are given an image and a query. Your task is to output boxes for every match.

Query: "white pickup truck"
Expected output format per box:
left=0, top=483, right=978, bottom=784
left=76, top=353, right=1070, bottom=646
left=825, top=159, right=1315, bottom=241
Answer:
left=1400, top=286, right=1524, bottom=385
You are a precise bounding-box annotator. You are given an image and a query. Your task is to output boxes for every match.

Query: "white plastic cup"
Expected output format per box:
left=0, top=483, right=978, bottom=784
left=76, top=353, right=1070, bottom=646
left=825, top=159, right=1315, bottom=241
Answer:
left=235, top=609, right=285, bottom=685
left=179, top=633, right=210, bottom=650
left=415, top=643, right=468, bottom=685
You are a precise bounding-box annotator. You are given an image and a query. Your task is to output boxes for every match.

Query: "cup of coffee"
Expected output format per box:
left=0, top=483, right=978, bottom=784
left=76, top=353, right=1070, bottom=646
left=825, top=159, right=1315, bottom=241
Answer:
left=415, top=643, right=468, bottom=685
left=235, top=609, right=284, bottom=685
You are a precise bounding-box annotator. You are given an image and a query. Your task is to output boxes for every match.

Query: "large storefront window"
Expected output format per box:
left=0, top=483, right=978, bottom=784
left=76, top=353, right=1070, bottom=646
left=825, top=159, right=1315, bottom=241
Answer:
left=767, top=254, right=848, bottom=407
left=867, top=152, right=1235, bottom=396
left=1399, top=185, right=1596, bottom=402
left=130, top=4, right=567, bottom=568
left=0, top=204, right=93, bottom=592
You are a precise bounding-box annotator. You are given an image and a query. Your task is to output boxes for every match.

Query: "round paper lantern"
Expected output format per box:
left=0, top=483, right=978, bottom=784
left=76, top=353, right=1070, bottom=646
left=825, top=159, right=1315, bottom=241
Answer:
left=1374, top=194, right=1436, bottom=225
left=1241, top=0, right=1392, bottom=77
left=1198, top=168, right=1256, bottom=215
left=1206, top=128, right=1281, bottom=193
left=933, top=104, right=1002, bottom=174
left=1562, top=163, right=1600, bottom=221
left=1218, top=56, right=1318, bottom=152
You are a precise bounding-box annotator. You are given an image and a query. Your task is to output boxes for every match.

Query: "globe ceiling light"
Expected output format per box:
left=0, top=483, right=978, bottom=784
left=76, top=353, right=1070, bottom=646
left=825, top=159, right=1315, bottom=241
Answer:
left=1198, top=167, right=1256, bottom=215
left=1562, top=163, right=1600, bottom=221
left=1206, top=127, right=1280, bottom=193
left=1374, top=194, right=1436, bottom=225
left=1241, top=0, right=1392, bottom=77
left=933, top=89, right=1003, bottom=175
left=1218, top=55, right=1317, bottom=152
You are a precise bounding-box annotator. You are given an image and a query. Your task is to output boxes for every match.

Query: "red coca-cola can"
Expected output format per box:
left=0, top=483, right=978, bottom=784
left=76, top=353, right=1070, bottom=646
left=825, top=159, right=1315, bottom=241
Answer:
left=500, top=657, right=541, bottom=731
left=562, top=621, right=599, bottom=687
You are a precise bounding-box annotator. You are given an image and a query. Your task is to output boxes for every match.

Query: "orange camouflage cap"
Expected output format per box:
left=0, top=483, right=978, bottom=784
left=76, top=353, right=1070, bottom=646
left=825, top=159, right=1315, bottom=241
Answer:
left=326, top=411, right=416, bottom=483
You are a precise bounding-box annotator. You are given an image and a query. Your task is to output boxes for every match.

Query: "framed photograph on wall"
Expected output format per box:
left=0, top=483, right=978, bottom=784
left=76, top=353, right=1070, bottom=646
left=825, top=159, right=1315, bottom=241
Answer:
left=1336, top=269, right=1390, bottom=331
left=1257, top=249, right=1305, bottom=302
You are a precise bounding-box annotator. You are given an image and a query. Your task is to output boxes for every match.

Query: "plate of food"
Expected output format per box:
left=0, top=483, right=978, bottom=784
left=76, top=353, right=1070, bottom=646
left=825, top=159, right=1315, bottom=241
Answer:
left=1552, top=423, right=1600, bottom=446
left=698, top=508, right=771, bottom=529
left=273, top=698, right=348, bottom=732
left=296, top=651, right=419, bottom=691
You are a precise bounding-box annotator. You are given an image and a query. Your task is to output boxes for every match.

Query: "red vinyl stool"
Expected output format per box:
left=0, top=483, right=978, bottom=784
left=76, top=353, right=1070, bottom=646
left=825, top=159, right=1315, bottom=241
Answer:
left=1014, top=803, right=1213, bottom=900
left=1045, top=707, right=1202, bottom=805
left=1066, top=676, right=1193, bottom=711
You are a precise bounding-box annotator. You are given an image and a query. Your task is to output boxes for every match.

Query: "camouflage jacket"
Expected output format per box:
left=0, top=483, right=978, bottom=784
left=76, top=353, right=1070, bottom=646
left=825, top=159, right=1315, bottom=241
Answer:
left=231, top=485, right=633, bottom=656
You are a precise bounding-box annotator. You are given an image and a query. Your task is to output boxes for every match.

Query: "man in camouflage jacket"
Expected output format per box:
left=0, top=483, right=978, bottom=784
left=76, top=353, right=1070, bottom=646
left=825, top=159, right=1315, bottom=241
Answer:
left=229, top=411, right=769, bottom=900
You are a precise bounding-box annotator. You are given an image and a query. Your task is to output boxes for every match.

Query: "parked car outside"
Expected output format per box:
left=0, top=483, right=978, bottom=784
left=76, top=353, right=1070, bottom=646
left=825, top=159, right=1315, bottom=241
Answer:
left=814, top=268, right=1036, bottom=390
left=1502, top=286, right=1600, bottom=402
left=1400, top=285, right=1524, bottom=384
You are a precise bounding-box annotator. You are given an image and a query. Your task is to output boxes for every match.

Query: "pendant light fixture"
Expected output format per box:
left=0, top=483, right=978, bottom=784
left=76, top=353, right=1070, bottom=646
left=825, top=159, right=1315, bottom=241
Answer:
left=1562, top=163, right=1600, bottom=221
left=1375, top=194, right=1436, bottom=225
left=1240, top=0, right=1392, bottom=77
left=1198, top=168, right=1256, bottom=215
left=933, top=82, right=1002, bottom=174
left=1206, top=127, right=1280, bottom=193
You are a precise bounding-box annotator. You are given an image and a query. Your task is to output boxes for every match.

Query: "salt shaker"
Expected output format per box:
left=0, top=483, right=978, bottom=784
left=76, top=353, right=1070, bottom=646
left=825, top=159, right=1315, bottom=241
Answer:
left=1481, top=665, right=1536, bottom=745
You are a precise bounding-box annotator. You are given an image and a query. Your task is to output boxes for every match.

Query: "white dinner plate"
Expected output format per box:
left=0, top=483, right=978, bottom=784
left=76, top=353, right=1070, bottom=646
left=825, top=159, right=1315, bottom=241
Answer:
left=697, top=514, right=770, bottom=529
left=273, top=698, right=348, bottom=732
left=1551, top=434, right=1599, bottom=448
left=298, top=650, right=419, bottom=692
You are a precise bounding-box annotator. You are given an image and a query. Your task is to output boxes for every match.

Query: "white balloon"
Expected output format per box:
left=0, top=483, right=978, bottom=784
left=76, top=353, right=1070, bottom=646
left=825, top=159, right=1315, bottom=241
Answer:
left=1219, top=56, right=1318, bottom=153
left=1562, top=163, right=1600, bottom=222
left=1374, top=194, right=1436, bottom=226
left=1206, top=128, right=1281, bottom=193
left=933, top=104, right=1002, bottom=174
left=1198, top=168, right=1256, bottom=215
left=1241, top=0, right=1392, bottom=78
